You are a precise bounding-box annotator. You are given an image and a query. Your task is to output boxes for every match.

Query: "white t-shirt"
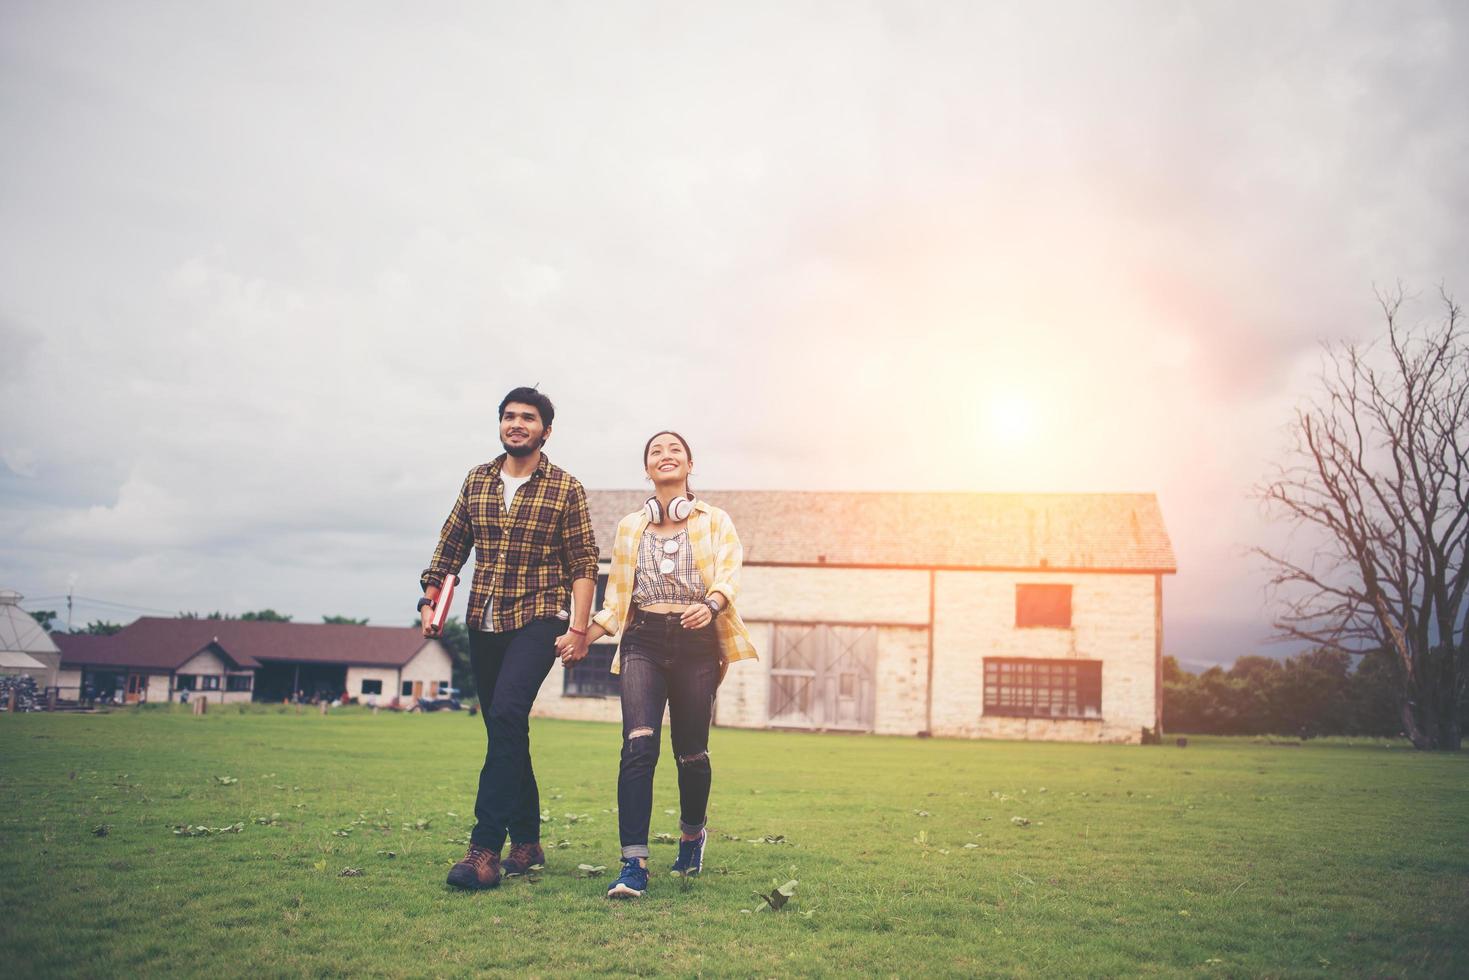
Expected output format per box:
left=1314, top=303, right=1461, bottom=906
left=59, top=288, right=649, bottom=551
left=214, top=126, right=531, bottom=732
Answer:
left=501, top=472, right=531, bottom=514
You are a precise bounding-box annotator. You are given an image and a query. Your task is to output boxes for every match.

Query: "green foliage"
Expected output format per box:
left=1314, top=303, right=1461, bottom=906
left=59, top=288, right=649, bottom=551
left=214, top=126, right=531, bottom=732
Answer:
left=2, top=714, right=1465, bottom=976
left=79, top=620, right=124, bottom=636
left=321, top=615, right=370, bottom=626
left=1162, top=647, right=1440, bottom=737
left=240, top=609, right=292, bottom=622
left=27, top=609, right=60, bottom=632
left=409, top=614, right=471, bottom=693
left=178, top=611, right=236, bottom=620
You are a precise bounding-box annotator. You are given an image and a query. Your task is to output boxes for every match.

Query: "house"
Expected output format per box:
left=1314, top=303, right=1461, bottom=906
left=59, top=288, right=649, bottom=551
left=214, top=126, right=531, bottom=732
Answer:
left=535, top=491, right=1177, bottom=744
left=52, top=618, right=453, bottom=706
left=0, top=589, right=61, bottom=689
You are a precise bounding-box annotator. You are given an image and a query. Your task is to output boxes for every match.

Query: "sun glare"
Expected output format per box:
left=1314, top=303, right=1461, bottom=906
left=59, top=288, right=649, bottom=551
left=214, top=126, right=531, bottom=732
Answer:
left=985, top=392, right=1035, bottom=444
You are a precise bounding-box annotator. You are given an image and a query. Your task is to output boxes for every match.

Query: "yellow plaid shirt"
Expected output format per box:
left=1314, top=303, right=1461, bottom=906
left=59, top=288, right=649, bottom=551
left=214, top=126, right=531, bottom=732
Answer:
left=421, top=453, right=599, bottom=632
left=592, top=499, right=759, bottom=675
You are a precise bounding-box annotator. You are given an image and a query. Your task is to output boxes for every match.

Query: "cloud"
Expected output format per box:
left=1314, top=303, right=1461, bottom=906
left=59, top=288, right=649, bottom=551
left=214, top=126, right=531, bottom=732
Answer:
left=1, top=2, right=1466, bottom=657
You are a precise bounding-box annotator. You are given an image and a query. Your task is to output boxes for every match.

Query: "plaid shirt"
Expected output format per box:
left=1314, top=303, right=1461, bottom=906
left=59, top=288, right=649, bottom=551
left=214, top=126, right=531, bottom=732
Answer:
left=421, top=453, right=599, bottom=633
left=593, top=498, right=759, bottom=675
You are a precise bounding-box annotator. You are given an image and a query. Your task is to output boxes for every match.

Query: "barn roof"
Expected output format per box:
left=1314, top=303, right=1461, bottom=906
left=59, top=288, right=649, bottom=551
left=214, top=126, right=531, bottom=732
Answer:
left=587, top=491, right=1177, bottom=573
left=54, top=618, right=433, bottom=671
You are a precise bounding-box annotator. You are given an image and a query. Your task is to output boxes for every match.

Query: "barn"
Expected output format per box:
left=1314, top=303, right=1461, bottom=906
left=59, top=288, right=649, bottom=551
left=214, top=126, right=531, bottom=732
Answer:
left=535, top=491, right=1176, bottom=744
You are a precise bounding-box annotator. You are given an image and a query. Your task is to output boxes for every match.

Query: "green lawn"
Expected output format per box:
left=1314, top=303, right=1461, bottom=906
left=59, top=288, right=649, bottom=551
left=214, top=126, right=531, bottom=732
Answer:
left=1, top=708, right=1465, bottom=978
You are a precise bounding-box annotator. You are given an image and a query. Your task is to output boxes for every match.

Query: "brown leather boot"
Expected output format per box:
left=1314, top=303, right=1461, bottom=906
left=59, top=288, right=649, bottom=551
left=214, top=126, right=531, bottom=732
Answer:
left=446, top=844, right=501, bottom=889
left=502, top=842, right=546, bottom=876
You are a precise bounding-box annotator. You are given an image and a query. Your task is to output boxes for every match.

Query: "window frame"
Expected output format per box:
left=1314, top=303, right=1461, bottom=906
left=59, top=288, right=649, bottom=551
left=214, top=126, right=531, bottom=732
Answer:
left=360, top=679, right=383, bottom=696
left=562, top=643, right=621, bottom=699
left=983, top=657, right=1102, bottom=720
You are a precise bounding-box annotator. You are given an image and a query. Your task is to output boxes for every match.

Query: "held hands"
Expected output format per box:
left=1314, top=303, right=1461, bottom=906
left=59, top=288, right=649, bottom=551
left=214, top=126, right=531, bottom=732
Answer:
left=555, top=630, right=589, bottom=666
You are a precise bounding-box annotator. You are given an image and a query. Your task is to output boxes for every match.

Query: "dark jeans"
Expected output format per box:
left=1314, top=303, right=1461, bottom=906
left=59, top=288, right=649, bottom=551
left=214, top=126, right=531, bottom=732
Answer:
left=617, top=610, right=721, bottom=859
left=467, top=617, right=562, bottom=851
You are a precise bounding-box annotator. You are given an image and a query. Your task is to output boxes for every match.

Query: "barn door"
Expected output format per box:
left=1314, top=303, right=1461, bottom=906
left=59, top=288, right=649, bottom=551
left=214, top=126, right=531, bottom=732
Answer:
left=769, top=624, right=876, bottom=731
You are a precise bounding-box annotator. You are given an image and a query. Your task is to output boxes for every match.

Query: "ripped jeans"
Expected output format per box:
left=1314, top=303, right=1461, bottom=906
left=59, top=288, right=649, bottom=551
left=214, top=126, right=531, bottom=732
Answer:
left=616, top=610, right=721, bottom=859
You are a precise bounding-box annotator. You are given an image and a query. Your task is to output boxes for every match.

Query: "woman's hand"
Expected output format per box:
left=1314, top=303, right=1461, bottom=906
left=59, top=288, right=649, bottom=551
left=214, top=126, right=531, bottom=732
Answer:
left=554, top=631, right=589, bottom=665
left=680, top=602, right=713, bottom=629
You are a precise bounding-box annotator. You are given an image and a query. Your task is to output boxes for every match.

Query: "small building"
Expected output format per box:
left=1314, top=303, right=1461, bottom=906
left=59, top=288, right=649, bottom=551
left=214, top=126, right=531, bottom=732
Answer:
left=535, top=491, right=1177, bottom=744
left=0, top=589, right=61, bottom=689
left=52, top=618, right=453, bottom=706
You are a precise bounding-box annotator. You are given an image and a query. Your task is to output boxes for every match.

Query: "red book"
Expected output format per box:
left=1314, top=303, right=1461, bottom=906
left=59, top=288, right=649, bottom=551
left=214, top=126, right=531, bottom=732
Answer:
left=430, top=575, right=458, bottom=634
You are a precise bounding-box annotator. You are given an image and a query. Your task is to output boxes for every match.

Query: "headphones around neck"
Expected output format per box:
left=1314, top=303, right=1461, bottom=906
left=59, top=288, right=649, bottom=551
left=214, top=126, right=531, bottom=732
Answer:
left=645, top=493, right=694, bottom=525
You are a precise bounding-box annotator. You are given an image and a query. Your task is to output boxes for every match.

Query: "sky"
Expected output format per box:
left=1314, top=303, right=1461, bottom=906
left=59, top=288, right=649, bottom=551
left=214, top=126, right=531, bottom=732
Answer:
left=2, top=1, right=1467, bottom=668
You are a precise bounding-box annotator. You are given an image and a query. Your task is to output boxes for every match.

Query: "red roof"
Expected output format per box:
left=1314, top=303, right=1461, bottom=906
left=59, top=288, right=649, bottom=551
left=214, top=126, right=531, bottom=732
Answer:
left=54, top=618, right=433, bottom=672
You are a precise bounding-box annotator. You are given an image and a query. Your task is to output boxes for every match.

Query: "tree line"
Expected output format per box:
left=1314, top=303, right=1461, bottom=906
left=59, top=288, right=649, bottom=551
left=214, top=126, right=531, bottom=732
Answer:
left=1162, top=648, right=1464, bottom=738
left=29, top=609, right=370, bottom=635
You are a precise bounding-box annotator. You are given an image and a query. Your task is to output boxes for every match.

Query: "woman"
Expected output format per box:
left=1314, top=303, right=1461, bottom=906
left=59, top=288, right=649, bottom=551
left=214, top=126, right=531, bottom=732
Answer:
left=563, top=430, right=758, bottom=899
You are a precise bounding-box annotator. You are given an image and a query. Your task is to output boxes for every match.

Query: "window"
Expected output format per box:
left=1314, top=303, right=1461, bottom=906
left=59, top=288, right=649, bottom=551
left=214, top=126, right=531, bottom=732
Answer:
left=360, top=679, right=383, bottom=696
left=983, top=658, right=1101, bottom=719
left=200, top=675, right=221, bottom=690
left=402, top=681, right=414, bottom=697
left=226, top=674, right=253, bottom=692
left=563, top=644, right=620, bottom=698
left=437, top=680, right=450, bottom=696
left=175, top=674, right=197, bottom=691
left=1015, top=584, right=1072, bottom=628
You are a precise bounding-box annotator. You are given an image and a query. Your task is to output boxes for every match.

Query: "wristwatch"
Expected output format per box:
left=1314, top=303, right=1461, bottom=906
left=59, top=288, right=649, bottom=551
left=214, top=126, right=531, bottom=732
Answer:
left=416, top=597, right=435, bottom=612
left=703, top=597, right=722, bottom=618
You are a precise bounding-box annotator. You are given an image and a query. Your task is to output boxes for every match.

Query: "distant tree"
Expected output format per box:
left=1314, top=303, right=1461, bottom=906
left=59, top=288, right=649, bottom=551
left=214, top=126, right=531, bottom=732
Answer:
left=322, top=615, right=370, bottom=625
left=240, top=609, right=292, bottom=622
left=1256, top=287, right=1469, bottom=750
left=28, top=609, right=60, bottom=632
left=178, top=611, right=237, bottom=620
left=412, top=615, right=471, bottom=694
left=1228, top=657, right=1285, bottom=733
left=1274, top=649, right=1353, bottom=737
left=80, top=620, right=124, bottom=636
left=1348, top=649, right=1404, bottom=736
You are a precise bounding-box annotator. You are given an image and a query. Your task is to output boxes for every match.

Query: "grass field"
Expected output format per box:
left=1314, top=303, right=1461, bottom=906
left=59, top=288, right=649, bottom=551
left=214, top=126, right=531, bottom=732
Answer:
left=1, top=708, right=1466, bottom=978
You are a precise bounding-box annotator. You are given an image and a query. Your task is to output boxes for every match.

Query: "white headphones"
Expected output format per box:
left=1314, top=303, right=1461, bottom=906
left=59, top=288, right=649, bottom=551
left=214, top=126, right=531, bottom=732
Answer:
left=645, top=493, right=694, bottom=525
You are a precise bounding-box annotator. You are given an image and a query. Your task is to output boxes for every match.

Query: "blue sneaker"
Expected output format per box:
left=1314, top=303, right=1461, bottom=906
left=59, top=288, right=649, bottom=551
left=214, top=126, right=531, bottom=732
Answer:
left=606, top=858, right=649, bottom=899
left=671, top=830, right=706, bottom=877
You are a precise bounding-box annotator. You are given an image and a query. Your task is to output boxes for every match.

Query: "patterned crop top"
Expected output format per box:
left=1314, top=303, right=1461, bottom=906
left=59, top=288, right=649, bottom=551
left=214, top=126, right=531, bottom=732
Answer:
left=631, top=529, right=707, bottom=606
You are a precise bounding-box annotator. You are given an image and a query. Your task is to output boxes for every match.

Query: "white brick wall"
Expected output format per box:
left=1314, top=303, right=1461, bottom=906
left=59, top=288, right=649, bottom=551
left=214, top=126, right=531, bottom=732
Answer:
left=931, top=570, right=1156, bottom=743
left=713, top=621, right=773, bottom=729
left=528, top=565, right=1159, bottom=744
left=874, top=626, right=929, bottom=735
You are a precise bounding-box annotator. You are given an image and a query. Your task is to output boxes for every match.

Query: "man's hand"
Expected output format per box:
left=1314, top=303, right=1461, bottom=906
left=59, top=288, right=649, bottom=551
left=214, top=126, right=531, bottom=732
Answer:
left=680, top=602, right=714, bottom=630
left=555, top=630, right=589, bottom=666
left=420, top=603, right=438, bottom=637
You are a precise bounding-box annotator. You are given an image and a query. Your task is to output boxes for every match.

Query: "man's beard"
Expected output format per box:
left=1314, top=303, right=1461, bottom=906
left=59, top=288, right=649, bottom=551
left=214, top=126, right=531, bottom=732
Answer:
left=502, top=437, right=541, bottom=458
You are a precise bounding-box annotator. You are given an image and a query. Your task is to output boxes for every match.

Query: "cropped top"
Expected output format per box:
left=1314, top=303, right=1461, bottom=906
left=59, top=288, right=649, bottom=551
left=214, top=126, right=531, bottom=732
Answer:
left=631, top=529, right=706, bottom=606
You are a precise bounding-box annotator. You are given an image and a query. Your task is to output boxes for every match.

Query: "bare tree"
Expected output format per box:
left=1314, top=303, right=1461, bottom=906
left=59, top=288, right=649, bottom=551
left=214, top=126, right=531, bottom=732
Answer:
left=1256, top=287, right=1468, bottom=750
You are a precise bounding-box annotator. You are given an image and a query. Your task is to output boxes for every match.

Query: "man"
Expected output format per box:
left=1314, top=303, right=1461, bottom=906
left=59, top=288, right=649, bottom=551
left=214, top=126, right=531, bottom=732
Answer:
left=419, top=386, right=598, bottom=889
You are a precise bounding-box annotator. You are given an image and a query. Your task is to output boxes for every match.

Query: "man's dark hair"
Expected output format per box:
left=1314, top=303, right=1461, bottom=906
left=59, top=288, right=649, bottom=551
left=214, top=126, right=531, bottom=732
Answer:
left=498, top=386, right=555, bottom=428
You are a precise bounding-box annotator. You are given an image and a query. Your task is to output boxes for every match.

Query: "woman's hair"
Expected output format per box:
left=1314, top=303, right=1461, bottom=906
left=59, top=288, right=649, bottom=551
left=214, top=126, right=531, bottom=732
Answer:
left=644, top=430, right=694, bottom=494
